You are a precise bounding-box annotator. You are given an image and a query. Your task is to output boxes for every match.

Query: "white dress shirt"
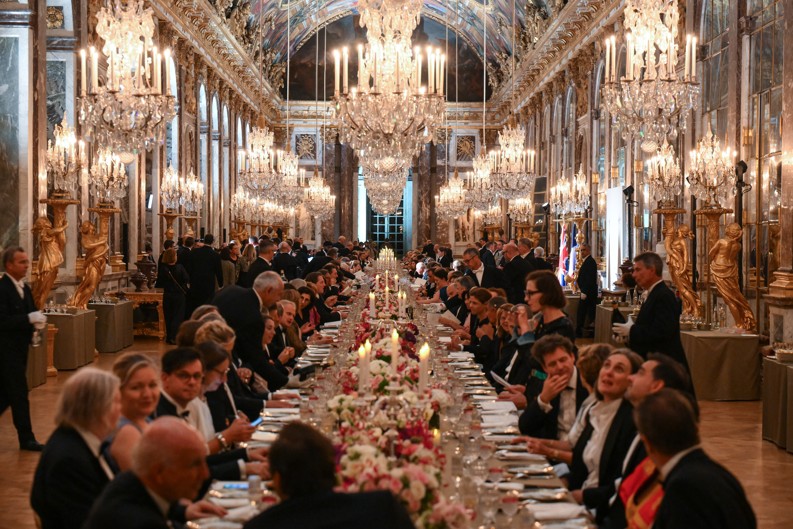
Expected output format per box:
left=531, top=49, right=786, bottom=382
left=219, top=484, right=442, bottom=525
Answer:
left=75, top=427, right=115, bottom=480
left=581, top=398, right=623, bottom=489
left=537, top=367, right=579, bottom=440
left=9, top=275, right=25, bottom=299
left=472, top=264, right=485, bottom=286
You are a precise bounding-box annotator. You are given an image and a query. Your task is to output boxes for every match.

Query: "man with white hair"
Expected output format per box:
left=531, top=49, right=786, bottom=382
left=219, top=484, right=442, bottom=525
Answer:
left=532, top=246, right=554, bottom=271
left=273, top=241, right=299, bottom=280
left=82, top=417, right=224, bottom=529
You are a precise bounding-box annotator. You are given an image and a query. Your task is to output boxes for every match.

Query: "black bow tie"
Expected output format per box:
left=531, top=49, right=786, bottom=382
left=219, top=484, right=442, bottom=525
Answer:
left=180, top=410, right=190, bottom=419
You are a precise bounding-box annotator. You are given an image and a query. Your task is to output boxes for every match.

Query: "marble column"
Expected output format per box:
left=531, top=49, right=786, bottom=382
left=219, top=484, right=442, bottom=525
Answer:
left=765, top=0, right=793, bottom=343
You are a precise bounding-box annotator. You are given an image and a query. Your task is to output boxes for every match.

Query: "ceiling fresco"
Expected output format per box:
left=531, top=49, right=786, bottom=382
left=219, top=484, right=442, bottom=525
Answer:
left=283, top=15, right=493, bottom=102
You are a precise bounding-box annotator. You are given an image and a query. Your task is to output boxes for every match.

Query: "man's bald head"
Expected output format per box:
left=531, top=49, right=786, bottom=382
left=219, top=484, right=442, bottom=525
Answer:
left=503, top=242, right=519, bottom=260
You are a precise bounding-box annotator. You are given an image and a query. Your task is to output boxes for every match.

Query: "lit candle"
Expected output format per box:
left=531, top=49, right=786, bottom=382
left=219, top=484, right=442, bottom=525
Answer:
left=333, top=50, right=340, bottom=95
left=439, top=54, right=445, bottom=96
left=691, top=37, right=697, bottom=81
left=385, top=285, right=390, bottom=309
left=369, top=292, right=376, bottom=318
left=385, top=270, right=389, bottom=288
left=685, top=35, right=691, bottom=80
left=357, top=44, right=364, bottom=89
left=342, top=47, right=349, bottom=94
left=358, top=345, right=369, bottom=394
left=365, top=339, right=372, bottom=357
left=604, top=38, right=611, bottom=83
left=418, top=342, right=430, bottom=393
left=610, top=36, right=616, bottom=82
left=375, top=274, right=380, bottom=289
left=427, top=48, right=434, bottom=94
left=80, top=49, right=87, bottom=95
left=164, top=49, right=171, bottom=95
left=391, top=329, right=399, bottom=372
left=625, top=34, right=632, bottom=81
left=90, top=47, right=98, bottom=92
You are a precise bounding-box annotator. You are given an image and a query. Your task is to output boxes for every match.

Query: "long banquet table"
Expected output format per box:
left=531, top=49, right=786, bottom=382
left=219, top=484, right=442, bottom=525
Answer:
left=192, top=274, right=594, bottom=528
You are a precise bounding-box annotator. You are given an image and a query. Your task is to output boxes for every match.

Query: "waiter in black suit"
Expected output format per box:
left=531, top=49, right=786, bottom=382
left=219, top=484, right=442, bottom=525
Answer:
left=636, top=390, right=756, bottom=529
left=82, top=417, right=224, bottom=529
left=0, top=247, right=45, bottom=450
left=501, top=242, right=533, bottom=304
left=242, top=241, right=275, bottom=287
left=612, top=252, right=688, bottom=369
left=462, top=248, right=505, bottom=290
left=272, top=241, right=299, bottom=280
left=186, top=234, right=223, bottom=315
left=575, top=244, right=598, bottom=337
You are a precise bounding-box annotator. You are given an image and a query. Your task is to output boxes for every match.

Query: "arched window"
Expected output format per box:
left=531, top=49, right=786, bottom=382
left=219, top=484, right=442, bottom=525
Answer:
left=221, top=104, right=230, bottom=237
left=166, top=55, right=179, bottom=169
left=198, top=84, right=209, bottom=234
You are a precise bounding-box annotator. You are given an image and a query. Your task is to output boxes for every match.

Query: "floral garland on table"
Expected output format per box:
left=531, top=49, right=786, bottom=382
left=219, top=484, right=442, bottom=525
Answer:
left=325, top=313, right=470, bottom=529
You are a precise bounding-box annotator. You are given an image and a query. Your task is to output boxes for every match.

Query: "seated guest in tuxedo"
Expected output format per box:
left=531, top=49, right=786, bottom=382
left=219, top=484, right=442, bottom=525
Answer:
left=438, top=276, right=474, bottom=331
left=155, top=347, right=268, bottom=480
left=636, top=390, right=756, bottom=529
left=600, top=354, right=694, bottom=529
left=463, top=247, right=505, bottom=289
left=305, top=272, right=342, bottom=326
left=107, top=353, right=160, bottom=473
left=82, top=417, right=225, bottom=529
left=296, top=286, right=321, bottom=336
left=213, top=271, right=288, bottom=391
left=450, top=288, right=497, bottom=370
left=263, top=315, right=294, bottom=376
left=243, top=422, right=415, bottom=529
left=278, top=297, right=307, bottom=357
left=31, top=368, right=121, bottom=529
left=517, top=335, right=588, bottom=439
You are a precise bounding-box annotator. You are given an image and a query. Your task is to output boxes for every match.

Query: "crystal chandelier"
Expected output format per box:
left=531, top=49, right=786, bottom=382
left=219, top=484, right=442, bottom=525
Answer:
left=333, top=0, right=445, bottom=161
left=78, top=0, right=176, bottom=157
left=161, top=165, right=181, bottom=211
left=238, top=125, right=277, bottom=194
left=273, top=148, right=306, bottom=209
left=231, top=186, right=255, bottom=223
left=303, top=168, right=336, bottom=221
left=89, top=148, right=127, bottom=206
left=477, top=202, right=502, bottom=226
left=687, top=124, right=735, bottom=207
left=551, top=165, right=589, bottom=217
left=47, top=114, right=86, bottom=197
left=508, top=196, right=534, bottom=223
left=255, top=198, right=294, bottom=226
left=361, top=154, right=410, bottom=214
left=601, top=0, right=700, bottom=153
left=466, top=0, right=492, bottom=212
left=645, top=138, right=682, bottom=208
left=436, top=168, right=469, bottom=218
left=181, top=168, right=205, bottom=215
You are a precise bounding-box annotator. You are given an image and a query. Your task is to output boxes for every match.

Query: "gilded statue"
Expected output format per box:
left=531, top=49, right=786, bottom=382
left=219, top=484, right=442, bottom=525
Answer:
left=32, top=216, right=68, bottom=309
left=69, top=220, right=110, bottom=309
left=768, top=223, right=781, bottom=277
left=665, top=225, right=702, bottom=318
left=709, top=223, right=756, bottom=331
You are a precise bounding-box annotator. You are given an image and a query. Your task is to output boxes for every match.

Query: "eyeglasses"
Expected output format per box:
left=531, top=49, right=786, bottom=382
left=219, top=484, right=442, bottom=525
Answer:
left=212, top=367, right=230, bottom=377
left=525, top=289, right=541, bottom=296
left=174, top=371, right=203, bottom=382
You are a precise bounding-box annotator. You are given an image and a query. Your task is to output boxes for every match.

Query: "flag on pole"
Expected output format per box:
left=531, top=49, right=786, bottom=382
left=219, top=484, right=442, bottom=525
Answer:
left=558, top=222, right=568, bottom=285
left=569, top=223, right=578, bottom=281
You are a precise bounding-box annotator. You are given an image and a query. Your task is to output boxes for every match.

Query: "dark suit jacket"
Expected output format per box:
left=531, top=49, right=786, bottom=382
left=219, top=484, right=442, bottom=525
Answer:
left=242, top=257, right=273, bottom=288
left=272, top=252, right=299, bottom=280
left=576, top=255, right=599, bottom=300
left=653, top=449, right=756, bottom=529
left=0, top=274, right=36, bottom=354
left=600, top=437, right=648, bottom=528
left=212, top=286, right=288, bottom=390
left=82, top=471, right=170, bottom=529
left=465, top=265, right=505, bottom=290
left=187, top=245, right=223, bottom=301
left=572, top=399, right=637, bottom=513
left=439, top=253, right=453, bottom=268
left=30, top=426, right=111, bottom=529
left=503, top=255, right=533, bottom=304
left=518, top=371, right=589, bottom=438
left=628, top=282, right=688, bottom=368
left=301, top=254, right=332, bottom=277
left=480, top=248, right=497, bottom=267
left=243, top=490, right=416, bottom=529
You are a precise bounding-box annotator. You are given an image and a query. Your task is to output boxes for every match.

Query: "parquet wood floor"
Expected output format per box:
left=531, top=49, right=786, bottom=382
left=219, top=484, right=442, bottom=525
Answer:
left=1, top=338, right=792, bottom=528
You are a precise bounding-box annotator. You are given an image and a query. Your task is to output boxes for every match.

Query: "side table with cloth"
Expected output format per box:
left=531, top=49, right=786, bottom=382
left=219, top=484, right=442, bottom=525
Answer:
left=565, top=294, right=580, bottom=329
left=26, top=340, right=47, bottom=389
left=88, top=301, right=134, bottom=353
left=106, top=289, right=166, bottom=341
left=48, top=310, right=97, bottom=370
left=680, top=330, right=760, bottom=400
left=762, top=356, right=793, bottom=453
left=594, top=305, right=633, bottom=346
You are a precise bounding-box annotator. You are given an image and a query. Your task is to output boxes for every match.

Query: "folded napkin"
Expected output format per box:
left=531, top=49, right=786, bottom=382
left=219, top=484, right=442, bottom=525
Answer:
left=224, top=505, right=260, bottom=523
left=323, top=320, right=342, bottom=328
left=496, top=482, right=525, bottom=491
left=251, top=431, right=277, bottom=443
left=438, top=336, right=452, bottom=344
left=481, top=415, right=518, bottom=428
left=528, top=502, right=587, bottom=521
left=209, top=498, right=250, bottom=508
left=479, top=401, right=517, bottom=412
left=495, top=450, right=548, bottom=462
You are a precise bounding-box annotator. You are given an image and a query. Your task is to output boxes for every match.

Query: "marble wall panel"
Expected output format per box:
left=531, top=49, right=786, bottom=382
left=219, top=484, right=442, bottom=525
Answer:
left=0, top=37, right=20, bottom=248
left=45, top=60, right=65, bottom=142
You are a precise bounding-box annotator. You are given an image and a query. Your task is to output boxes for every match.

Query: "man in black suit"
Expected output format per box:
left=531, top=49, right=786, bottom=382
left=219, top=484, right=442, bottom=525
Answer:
left=213, top=271, right=289, bottom=390
left=243, top=422, right=415, bottom=529
left=502, top=242, right=533, bottom=304
left=532, top=246, right=555, bottom=271
left=600, top=355, right=694, bottom=528
left=462, top=248, right=505, bottom=290
left=575, top=244, right=599, bottom=337
left=301, top=245, right=334, bottom=277
left=612, top=252, right=688, bottom=369
left=241, top=240, right=275, bottom=288
left=636, top=390, right=756, bottom=529
left=479, top=241, right=497, bottom=267
left=518, top=335, right=589, bottom=439
left=186, top=234, right=223, bottom=315
left=82, top=417, right=224, bottom=529
left=422, top=239, right=435, bottom=259
left=0, top=247, right=45, bottom=451
left=176, top=236, right=193, bottom=268
left=273, top=241, right=299, bottom=280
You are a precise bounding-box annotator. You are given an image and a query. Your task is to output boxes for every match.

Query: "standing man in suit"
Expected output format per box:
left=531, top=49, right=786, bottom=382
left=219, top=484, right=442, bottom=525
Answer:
left=186, top=234, right=223, bottom=316
left=636, top=390, right=756, bottom=529
left=575, top=244, right=599, bottom=338
left=273, top=242, right=299, bottom=280
left=479, top=241, right=497, bottom=267
left=177, top=236, right=193, bottom=268
left=502, top=242, right=533, bottom=304
left=301, top=245, right=333, bottom=277
left=0, top=247, right=46, bottom=451
left=82, top=417, right=225, bottom=529
left=612, top=252, right=688, bottom=369
left=242, top=241, right=275, bottom=287
left=518, top=335, right=589, bottom=439
left=462, top=248, right=505, bottom=290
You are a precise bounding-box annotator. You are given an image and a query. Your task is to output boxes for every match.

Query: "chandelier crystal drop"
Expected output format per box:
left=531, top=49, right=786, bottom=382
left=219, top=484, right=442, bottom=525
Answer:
left=89, top=148, right=128, bottom=206
left=600, top=0, right=700, bottom=153
left=645, top=138, right=682, bottom=208
left=435, top=169, right=469, bottom=218
left=180, top=169, right=205, bottom=215
left=303, top=168, right=336, bottom=221
left=687, top=124, right=735, bottom=207
left=551, top=165, right=590, bottom=217
left=238, top=126, right=277, bottom=194
left=490, top=120, right=537, bottom=200
left=508, top=196, right=534, bottom=224
left=46, top=114, right=87, bottom=197
left=161, top=165, right=181, bottom=211
left=78, top=0, right=176, bottom=156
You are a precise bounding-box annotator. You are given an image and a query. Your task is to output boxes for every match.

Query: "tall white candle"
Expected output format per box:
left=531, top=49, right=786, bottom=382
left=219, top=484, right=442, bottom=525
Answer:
left=333, top=50, right=340, bottom=95
left=604, top=38, right=611, bottom=83
left=439, top=54, right=445, bottom=96
left=691, top=37, right=697, bottom=80
left=418, top=342, right=430, bottom=393
left=385, top=285, right=390, bottom=309
left=342, top=47, right=349, bottom=94
left=391, top=329, right=399, bottom=372
left=369, top=292, right=376, bottom=318
left=90, top=47, right=99, bottom=92
left=358, top=345, right=369, bottom=394
left=610, top=36, right=616, bottom=82
left=164, top=49, right=171, bottom=95
left=685, top=35, right=691, bottom=80
left=357, top=44, right=364, bottom=90
left=80, top=49, right=87, bottom=95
